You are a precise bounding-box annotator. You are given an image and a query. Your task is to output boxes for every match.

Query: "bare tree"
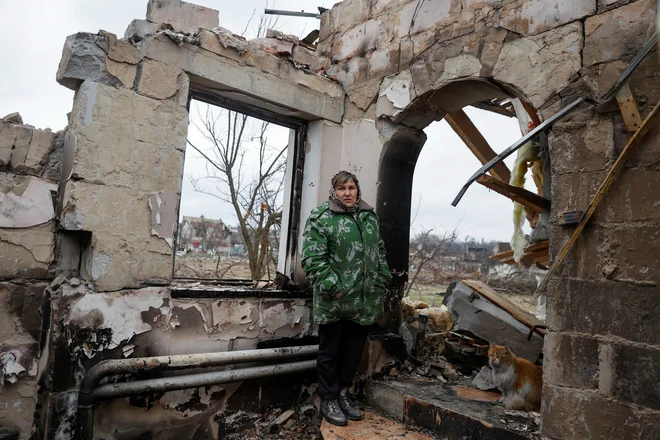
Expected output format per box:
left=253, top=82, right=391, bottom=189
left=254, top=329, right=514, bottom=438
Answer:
left=187, top=105, right=287, bottom=281
left=405, top=229, right=457, bottom=297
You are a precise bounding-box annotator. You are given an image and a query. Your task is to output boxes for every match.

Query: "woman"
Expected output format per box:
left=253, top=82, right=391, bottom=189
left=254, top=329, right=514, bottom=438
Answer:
left=301, top=171, right=391, bottom=426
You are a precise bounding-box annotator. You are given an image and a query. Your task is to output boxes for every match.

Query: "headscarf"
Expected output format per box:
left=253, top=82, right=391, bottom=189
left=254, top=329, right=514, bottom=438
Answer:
left=329, top=171, right=361, bottom=213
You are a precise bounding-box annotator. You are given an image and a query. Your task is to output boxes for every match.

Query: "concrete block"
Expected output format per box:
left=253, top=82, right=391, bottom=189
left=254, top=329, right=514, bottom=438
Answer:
left=124, top=19, right=163, bottom=42
left=546, top=279, right=660, bottom=345
left=333, top=0, right=371, bottom=33
left=60, top=181, right=156, bottom=233
left=137, top=59, right=187, bottom=101
left=0, top=124, right=56, bottom=175
left=584, top=0, right=657, bottom=66
left=543, top=332, right=599, bottom=390
left=105, top=58, right=137, bottom=89
left=146, top=0, right=219, bottom=35
left=487, top=0, right=596, bottom=36
left=605, top=226, right=660, bottom=284
left=550, top=115, right=614, bottom=174
left=23, top=129, right=57, bottom=175
left=141, top=34, right=344, bottom=123
left=334, top=19, right=381, bottom=61
left=249, top=38, right=294, bottom=56
left=0, top=222, right=55, bottom=279
left=601, top=168, right=660, bottom=222
left=56, top=33, right=122, bottom=90
left=364, top=381, right=405, bottom=421
left=68, top=81, right=187, bottom=192
left=88, top=232, right=173, bottom=291
left=542, top=384, right=645, bottom=440
left=493, top=21, right=583, bottom=109
left=291, top=46, right=318, bottom=70
left=0, top=123, right=31, bottom=168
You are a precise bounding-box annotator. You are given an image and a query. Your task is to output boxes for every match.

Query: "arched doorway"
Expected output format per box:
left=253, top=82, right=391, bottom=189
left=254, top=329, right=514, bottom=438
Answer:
left=376, top=79, right=548, bottom=324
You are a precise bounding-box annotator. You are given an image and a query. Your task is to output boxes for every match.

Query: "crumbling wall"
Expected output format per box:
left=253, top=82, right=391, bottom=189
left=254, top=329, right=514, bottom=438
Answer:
left=310, top=0, right=660, bottom=438
left=0, top=111, right=61, bottom=439
left=0, top=0, right=344, bottom=438
left=4, top=0, right=659, bottom=438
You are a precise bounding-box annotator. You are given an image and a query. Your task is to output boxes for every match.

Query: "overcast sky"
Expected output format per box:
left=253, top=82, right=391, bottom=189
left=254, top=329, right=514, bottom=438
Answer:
left=1, top=0, right=531, bottom=243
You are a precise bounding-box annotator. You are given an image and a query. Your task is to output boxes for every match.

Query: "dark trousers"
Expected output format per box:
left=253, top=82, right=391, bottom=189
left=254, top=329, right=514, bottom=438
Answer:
left=317, top=320, right=369, bottom=400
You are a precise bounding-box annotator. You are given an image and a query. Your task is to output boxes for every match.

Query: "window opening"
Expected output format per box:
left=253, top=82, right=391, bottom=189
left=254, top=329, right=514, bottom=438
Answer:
left=175, top=99, right=293, bottom=282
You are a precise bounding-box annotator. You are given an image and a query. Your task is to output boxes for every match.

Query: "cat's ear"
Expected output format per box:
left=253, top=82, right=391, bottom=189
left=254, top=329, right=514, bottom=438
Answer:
left=503, top=346, right=510, bottom=353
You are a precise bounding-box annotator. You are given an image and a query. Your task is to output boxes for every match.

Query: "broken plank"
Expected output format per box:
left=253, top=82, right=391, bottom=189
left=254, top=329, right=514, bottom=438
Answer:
left=445, top=110, right=512, bottom=183
left=524, top=240, right=549, bottom=252
left=477, top=174, right=550, bottom=212
left=535, top=100, right=660, bottom=299
left=616, top=84, right=643, bottom=132
left=490, top=249, right=514, bottom=261
left=520, top=248, right=549, bottom=266
left=462, top=280, right=545, bottom=336
left=491, top=240, right=547, bottom=261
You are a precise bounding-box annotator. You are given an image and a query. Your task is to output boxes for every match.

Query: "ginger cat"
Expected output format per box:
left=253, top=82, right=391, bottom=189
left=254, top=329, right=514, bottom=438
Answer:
left=488, top=345, right=542, bottom=411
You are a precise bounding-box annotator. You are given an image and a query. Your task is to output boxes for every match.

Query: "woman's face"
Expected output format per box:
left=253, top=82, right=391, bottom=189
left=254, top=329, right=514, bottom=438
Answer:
left=335, top=179, right=358, bottom=207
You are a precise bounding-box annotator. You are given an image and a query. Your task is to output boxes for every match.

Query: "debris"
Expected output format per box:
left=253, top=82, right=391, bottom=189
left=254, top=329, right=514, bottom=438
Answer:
left=272, top=408, right=295, bottom=426
left=298, top=404, right=315, bottom=417
left=472, top=366, right=497, bottom=391
left=431, top=357, right=460, bottom=382
left=2, top=113, right=23, bottom=124
left=210, top=27, right=249, bottom=55
left=445, top=280, right=544, bottom=362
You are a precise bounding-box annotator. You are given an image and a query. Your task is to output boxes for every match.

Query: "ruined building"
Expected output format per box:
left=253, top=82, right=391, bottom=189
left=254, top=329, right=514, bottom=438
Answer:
left=1, top=0, right=659, bottom=439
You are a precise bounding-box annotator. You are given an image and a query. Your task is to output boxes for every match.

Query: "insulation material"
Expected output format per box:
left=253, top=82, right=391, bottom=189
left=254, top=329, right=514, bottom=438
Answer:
left=509, top=99, right=541, bottom=262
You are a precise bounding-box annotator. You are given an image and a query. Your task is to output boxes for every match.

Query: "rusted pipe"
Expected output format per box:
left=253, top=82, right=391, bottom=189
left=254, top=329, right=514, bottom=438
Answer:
left=94, top=359, right=317, bottom=399
left=77, top=345, right=318, bottom=440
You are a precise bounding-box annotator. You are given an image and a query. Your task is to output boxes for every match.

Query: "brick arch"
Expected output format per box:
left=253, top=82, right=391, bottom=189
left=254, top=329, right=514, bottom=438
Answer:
left=375, top=77, right=545, bottom=327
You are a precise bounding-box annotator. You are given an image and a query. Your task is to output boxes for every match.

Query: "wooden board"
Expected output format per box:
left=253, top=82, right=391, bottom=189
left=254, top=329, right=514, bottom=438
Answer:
left=462, top=279, right=545, bottom=336
left=616, top=84, right=643, bottom=132
left=490, top=240, right=548, bottom=261
left=520, top=248, right=549, bottom=266
left=477, top=175, right=550, bottom=212
left=445, top=109, right=512, bottom=183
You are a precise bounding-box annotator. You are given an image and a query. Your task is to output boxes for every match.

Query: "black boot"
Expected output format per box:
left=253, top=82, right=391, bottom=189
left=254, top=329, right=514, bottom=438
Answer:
left=338, top=389, right=364, bottom=421
left=321, top=399, right=348, bottom=426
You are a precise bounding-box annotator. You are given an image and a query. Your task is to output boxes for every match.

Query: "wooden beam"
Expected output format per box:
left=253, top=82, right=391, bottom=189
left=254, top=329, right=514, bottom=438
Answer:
left=616, top=84, right=643, bottom=132
left=445, top=110, right=512, bottom=183
left=535, top=100, right=660, bottom=299
left=477, top=174, right=551, bottom=212
left=521, top=248, right=549, bottom=266
left=520, top=100, right=542, bottom=127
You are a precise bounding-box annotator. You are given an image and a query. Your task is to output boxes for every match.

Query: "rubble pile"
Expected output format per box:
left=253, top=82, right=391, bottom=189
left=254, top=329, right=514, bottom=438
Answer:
left=219, top=404, right=322, bottom=440
left=398, top=279, right=546, bottom=393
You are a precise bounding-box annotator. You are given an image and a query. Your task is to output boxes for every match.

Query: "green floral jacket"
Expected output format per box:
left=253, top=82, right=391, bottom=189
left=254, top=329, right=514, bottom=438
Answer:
left=301, top=200, right=391, bottom=325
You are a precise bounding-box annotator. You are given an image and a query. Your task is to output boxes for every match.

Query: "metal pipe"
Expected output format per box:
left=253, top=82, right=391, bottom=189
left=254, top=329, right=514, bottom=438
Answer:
left=77, top=346, right=318, bottom=440
left=264, top=9, right=321, bottom=19
left=94, top=359, right=317, bottom=400
left=451, top=31, right=659, bottom=207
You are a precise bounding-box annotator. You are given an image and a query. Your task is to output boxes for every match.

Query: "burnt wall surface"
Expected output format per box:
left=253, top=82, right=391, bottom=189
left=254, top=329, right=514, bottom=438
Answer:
left=0, top=0, right=343, bottom=438
left=315, top=0, right=660, bottom=439
left=2, top=0, right=659, bottom=439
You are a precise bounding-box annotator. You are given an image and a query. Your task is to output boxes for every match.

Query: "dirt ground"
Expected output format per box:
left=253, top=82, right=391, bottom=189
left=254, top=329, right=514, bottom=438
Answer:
left=174, top=254, right=275, bottom=280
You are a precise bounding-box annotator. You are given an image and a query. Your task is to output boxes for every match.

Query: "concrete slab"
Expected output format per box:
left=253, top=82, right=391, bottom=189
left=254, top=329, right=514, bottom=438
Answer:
left=365, top=379, right=540, bottom=439
left=320, top=410, right=433, bottom=439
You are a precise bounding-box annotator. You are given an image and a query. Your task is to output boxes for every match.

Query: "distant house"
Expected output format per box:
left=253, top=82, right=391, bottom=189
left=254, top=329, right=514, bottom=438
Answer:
left=177, top=215, right=232, bottom=253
